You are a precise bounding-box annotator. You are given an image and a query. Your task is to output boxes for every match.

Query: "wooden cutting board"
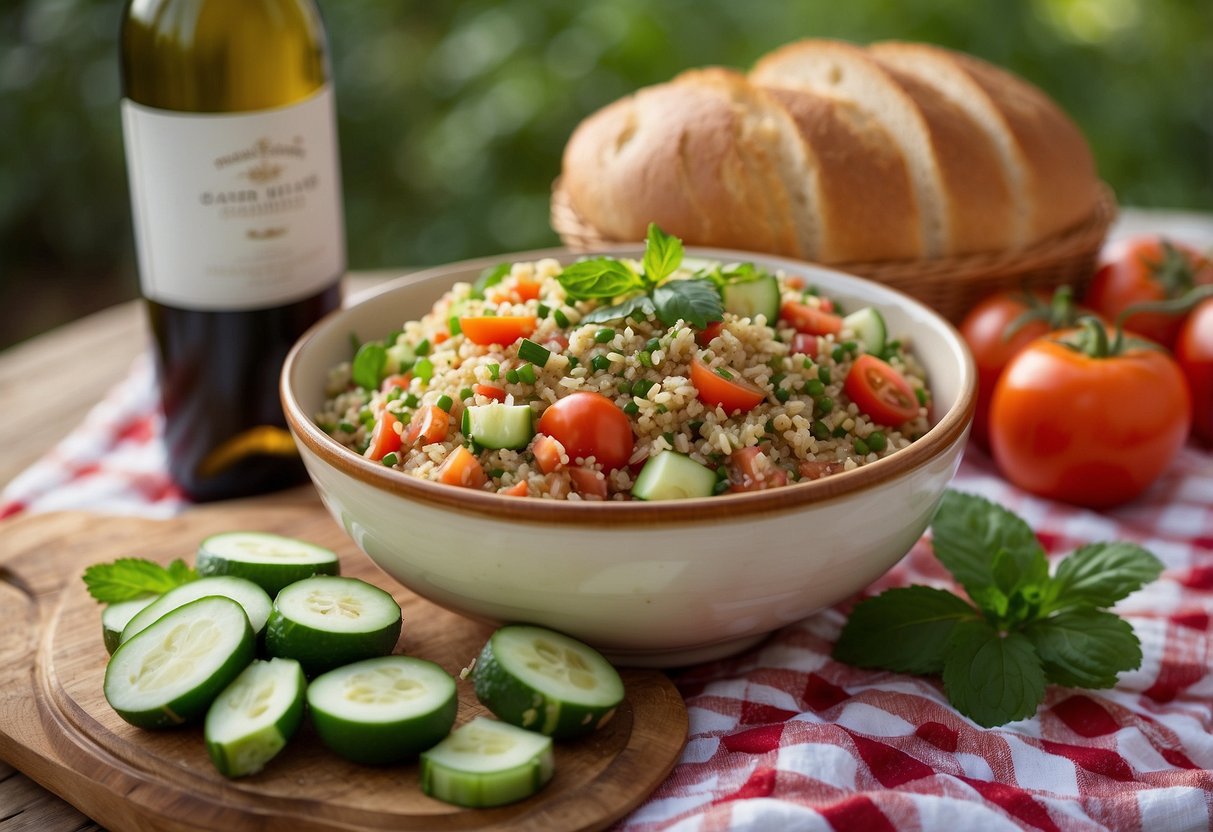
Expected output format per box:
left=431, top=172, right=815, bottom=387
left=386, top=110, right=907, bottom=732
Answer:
left=0, top=492, right=688, bottom=832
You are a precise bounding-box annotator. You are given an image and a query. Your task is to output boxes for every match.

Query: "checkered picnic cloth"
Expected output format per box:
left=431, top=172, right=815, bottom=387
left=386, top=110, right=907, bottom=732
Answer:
left=3, top=352, right=1213, bottom=832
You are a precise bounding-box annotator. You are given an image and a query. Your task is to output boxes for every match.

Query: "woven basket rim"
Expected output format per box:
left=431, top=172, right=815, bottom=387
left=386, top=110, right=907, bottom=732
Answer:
left=550, top=178, right=1117, bottom=279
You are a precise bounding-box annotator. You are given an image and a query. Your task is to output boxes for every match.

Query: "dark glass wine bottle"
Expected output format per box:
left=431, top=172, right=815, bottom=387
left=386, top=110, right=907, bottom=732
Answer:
left=120, top=0, right=345, bottom=501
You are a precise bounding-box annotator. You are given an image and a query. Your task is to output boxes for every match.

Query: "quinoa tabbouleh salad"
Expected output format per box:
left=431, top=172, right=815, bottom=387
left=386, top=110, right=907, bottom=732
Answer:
left=317, top=226, right=932, bottom=501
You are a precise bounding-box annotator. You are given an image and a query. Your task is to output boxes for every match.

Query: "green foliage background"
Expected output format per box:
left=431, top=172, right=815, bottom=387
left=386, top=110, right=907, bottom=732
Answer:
left=1, top=0, right=1210, bottom=347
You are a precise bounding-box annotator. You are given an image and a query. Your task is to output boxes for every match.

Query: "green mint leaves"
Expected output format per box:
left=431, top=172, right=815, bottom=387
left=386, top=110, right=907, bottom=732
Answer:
left=352, top=341, right=387, bottom=390
left=82, top=557, right=196, bottom=604
left=561, top=224, right=724, bottom=328
left=833, top=489, right=1163, bottom=727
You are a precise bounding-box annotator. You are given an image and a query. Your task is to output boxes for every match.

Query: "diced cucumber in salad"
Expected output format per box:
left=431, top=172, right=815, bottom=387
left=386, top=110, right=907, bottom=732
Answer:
left=88, top=533, right=630, bottom=799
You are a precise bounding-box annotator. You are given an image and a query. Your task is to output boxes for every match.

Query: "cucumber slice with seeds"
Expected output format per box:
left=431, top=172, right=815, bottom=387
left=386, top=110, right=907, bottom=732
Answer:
left=121, top=576, right=272, bottom=645
left=420, top=716, right=554, bottom=808
left=472, top=624, right=624, bottom=739
left=205, top=658, right=306, bottom=777
left=102, top=595, right=157, bottom=655
left=197, top=532, right=340, bottom=596
left=307, top=656, right=457, bottom=765
left=722, top=272, right=780, bottom=322
left=104, top=595, right=255, bottom=729
left=265, top=576, right=402, bottom=676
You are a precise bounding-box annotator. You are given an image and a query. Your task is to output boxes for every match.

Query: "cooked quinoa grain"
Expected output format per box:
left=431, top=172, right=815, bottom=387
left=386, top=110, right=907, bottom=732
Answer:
left=316, top=254, right=932, bottom=501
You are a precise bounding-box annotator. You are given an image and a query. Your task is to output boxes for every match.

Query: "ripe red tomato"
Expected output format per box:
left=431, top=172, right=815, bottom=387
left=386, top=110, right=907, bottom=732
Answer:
left=989, top=326, right=1191, bottom=509
left=690, top=356, right=766, bottom=413
left=844, top=354, right=920, bottom=426
left=537, top=391, right=634, bottom=471
left=1085, top=236, right=1212, bottom=348
left=779, top=300, right=843, bottom=336
left=959, top=290, right=1067, bottom=449
left=1177, top=299, right=1213, bottom=446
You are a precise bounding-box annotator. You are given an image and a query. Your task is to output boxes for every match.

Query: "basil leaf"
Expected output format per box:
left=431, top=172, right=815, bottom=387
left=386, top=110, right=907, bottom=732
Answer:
left=833, top=586, right=979, bottom=674
left=558, top=258, right=643, bottom=300
left=352, top=341, right=387, bottom=390
left=471, top=262, right=510, bottom=299
left=652, top=278, right=724, bottom=329
left=82, top=558, right=195, bottom=603
left=582, top=294, right=657, bottom=324
left=1044, top=542, right=1164, bottom=612
left=930, top=490, right=1048, bottom=606
left=942, top=619, right=1046, bottom=727
left=643, top=223, right=684, bottom=286
left=1025, top=609, right=1141, bottom=689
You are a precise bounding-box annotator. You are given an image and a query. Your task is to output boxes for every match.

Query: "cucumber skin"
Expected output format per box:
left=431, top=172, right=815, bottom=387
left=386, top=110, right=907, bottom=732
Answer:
left=105, top=598, right=256, bottom=730
left=472, top=634, right=620, bottom=740
left=102, top=595, right=157, bottom=655
left=195, top=553, right=340, bottom=598
left=205, top=661, right=306, bottom=778
left=419, top=741, right=554, bottom=808
left=264, top=609, right=401, bottom=677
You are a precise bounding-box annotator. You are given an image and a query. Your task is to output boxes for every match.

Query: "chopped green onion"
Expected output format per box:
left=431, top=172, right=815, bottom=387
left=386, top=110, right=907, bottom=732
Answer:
left=833, top=425, right=848, bottom=438
left=490, top=468, right=506, bottom=479
left=518, top=338, right=551, bottom=367
left=459, top=388, right=474, bottom=400
left=867, top=431, right=888, bottom=452
left=516, top=363, right=537, bottom=384
left=662, top=432, right=675, bottom=444
left=355, top=438, right=371, bottom=454
left=811, top=420, right=831, bottom=440
left=764, top=419, right=776, bottom=434
left=853, top=437, right=870, bottom=456
left=337, top=420, right=356, bottom=434
left=689, top=420, right=704, bottom=433
left=553, top=309, right=570, bottom=328
left=381, top=452, right=399, bottom=467
left=832, top=346, right=845, bottom=363
left=656, top=404, right=668, bottom=414
left=536, top=303, right=551, bottom=318
left=591, top=354, right=611, bottom=372
left=415, top=339, right=431, bottom=357
left=638, top=351, right=654, bottom=368
left=358, top=408, right=375, bottom=427
left=487, top=363, right=500, bottom=381
left=594, top=328, right=615, bottom=344
left=384, top=387, right=401, bottom=402
left=713, top=479, right=731, bottom=495
left=403, top=392, right=420, bottom=409
left=775, top=388, right=791, bottom=403
left=771, top=373, right=786, bottom=388
left=506, top=369, right=520, bottom=384
left=632, top=379, right=655, bottom=398
left=623, top=401, right=640, bottom=416
left=715, top=367, right=734, bottom=381
left=616, top=380, right=632, bottom=395
left=414, top=358, right=434, bottom=382
left=448, top=317, right=462, bottom=336
left=818, top=366, right=832, bottom=384
left=435, top=395, right=454, bottom=412
left=645, top=337, right=661, bottom=353
left=461, top=409, right=471, bottom=435
left=815, top=396, right=834, bottom=415
left=843, top=340, right=858, bottom=353
left=566, top=355, right=579, bottom=369
left=915, top=387, right=929, bottom=406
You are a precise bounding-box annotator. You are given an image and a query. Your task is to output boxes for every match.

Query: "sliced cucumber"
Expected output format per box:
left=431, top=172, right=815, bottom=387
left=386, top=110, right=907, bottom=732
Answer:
left=196, top=532, right=340, bottom=596
left=632, top=451, right=717, bottom=501
left=204, top=658, right=306, bottom=777
left=420, top=716, right=554, bottom=808
left=102, top=595, right=157, bottom=655
left=843, top=306, right=887, bottom=355
left=721, top=272, right=780, bottom=323
left=120, top=576, right=272, bottom=645
left=472, top=624, right=624, bottom=739
left=464, top=403, right=534, bottom=450
left=385, top=340, right=416, bottom=375
left=307, top=656, right=457, bottom=765
left=265, top=575, right=402, bottom=676
left=104, top=595, right=255, bottom=729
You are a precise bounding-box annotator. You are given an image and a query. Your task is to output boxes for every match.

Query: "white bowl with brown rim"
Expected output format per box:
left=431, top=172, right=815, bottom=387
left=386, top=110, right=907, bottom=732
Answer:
left=281, top=247, right=976, bottom=667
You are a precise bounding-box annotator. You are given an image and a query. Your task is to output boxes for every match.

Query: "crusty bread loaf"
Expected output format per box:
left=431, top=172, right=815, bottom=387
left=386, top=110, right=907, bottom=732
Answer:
left=559, top=39, right=1100, bottom=264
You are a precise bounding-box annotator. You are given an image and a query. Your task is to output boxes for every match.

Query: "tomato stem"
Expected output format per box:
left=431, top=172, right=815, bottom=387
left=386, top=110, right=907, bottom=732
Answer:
left=1115, top=284, right=1213, bottom=331
left=1003, top=285, right=1077, bottom=342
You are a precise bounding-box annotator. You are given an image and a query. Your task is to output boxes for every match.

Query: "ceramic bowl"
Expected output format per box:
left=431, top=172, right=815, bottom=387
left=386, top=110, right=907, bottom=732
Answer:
left=281, top=247, right=975, bottom=667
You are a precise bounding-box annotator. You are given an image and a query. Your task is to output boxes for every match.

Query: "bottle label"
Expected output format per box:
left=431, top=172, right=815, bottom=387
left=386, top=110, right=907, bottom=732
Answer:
left=122, top=86, right=346, bottom=311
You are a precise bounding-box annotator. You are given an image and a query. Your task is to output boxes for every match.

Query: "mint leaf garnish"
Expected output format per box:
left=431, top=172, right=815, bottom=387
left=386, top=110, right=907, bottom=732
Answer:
left=82, top=557, right=196, bottom=604
left=652, top=278, right=724, bottom=329
left=833, top=489, right=1162, bottom=727
left=352, top=341, right=386, bottom=390
left=557, top=258, right=643, bottom=300
left=942, top=621, right=1046, bottom=727
left=1025, top=609, right=1141, bottom=689
left=833, top=586, right=978, bottom=674
left=1044, top=542, right=1164, bottom=612
left=642, top=223, right=684, bottom=286
left=582, top=294, right=657, bottom=325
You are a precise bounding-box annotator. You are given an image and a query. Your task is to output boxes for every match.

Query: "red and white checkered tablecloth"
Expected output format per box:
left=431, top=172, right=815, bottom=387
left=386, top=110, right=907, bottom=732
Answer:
left=4, top=353, right=1213, bottom=832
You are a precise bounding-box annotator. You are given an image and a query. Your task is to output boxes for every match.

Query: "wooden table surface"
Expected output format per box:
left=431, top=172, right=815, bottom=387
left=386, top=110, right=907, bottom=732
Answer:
left=3, top=210, right=1213, bottom=830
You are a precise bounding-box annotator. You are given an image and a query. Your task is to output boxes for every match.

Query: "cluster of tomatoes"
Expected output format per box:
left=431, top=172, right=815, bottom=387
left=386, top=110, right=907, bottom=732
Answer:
left=960, top=236, right=1213, bottom=509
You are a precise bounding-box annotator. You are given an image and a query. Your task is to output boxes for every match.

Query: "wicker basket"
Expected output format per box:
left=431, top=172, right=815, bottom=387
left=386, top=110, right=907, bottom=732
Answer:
left=551, top=180, right=1117, bottom=323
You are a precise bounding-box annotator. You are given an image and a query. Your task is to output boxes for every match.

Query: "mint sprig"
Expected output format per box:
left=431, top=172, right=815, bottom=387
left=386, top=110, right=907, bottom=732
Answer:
left=833, top=489, right=1163, bottom=727
left=560, top=224, right=724, bottom=328
left=82, top=557, right=197, bottom=603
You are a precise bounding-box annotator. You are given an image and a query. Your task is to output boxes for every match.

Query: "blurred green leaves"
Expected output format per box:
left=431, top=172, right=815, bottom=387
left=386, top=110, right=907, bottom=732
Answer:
left=1, top=0, right=1210, bottom=334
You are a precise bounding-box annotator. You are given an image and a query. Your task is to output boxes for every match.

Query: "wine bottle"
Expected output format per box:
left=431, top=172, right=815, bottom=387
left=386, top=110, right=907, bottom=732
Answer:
left=119, top=0, right=345, bottom=502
